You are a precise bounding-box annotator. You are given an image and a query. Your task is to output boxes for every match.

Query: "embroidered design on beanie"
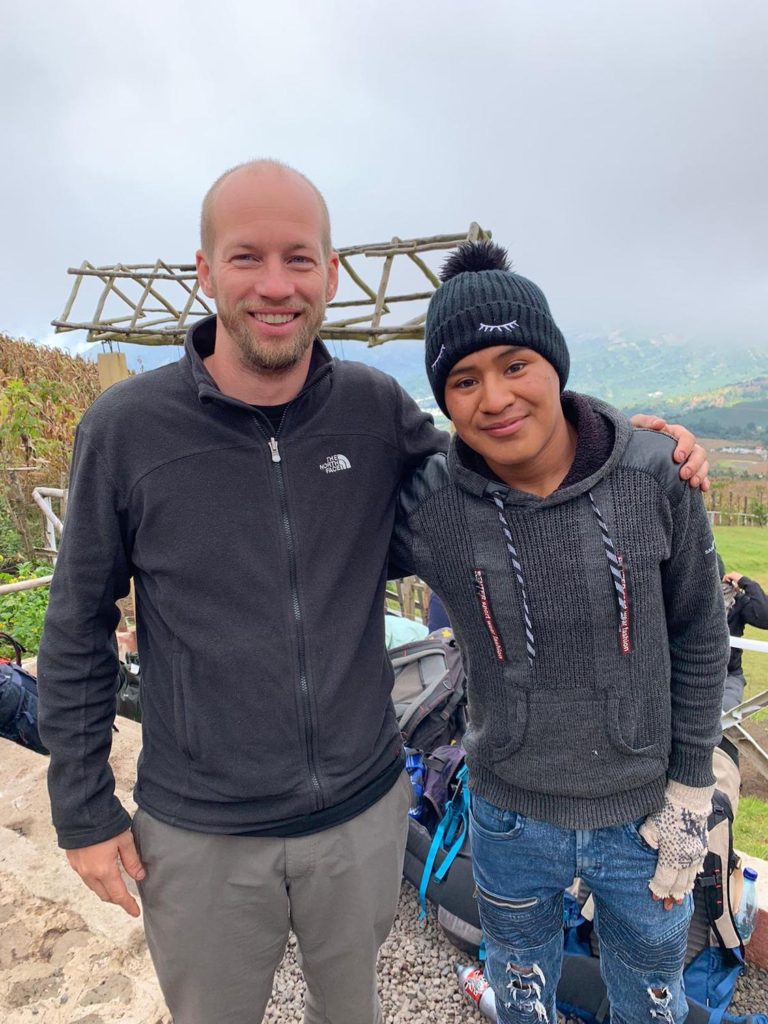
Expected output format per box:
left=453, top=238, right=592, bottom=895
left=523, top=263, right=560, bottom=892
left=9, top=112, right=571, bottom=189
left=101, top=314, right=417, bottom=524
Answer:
left=430, top=344, right=447, bottom=371
left=478, top=320, right=519, bottom=334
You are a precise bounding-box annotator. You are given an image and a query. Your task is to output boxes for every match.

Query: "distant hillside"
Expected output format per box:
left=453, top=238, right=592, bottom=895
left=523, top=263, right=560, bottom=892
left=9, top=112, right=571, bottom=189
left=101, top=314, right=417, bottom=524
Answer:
left=337, top=331, right=768, bottom=416
left=565, top=331, right=768, bottom=407
left=640, top=397, right=768, bottom=440
left=71, top=329, right=768, bottom=434
left=624, top=378, right=768, bottom=440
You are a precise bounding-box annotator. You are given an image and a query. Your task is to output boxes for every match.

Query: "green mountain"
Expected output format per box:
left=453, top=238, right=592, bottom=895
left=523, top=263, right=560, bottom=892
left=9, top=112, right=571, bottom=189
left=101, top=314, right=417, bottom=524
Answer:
left=624, top=383, right=768, bottom=440
left=79, top=330, right=768, bottom=437
left=338, top=332, right=768, bottom=430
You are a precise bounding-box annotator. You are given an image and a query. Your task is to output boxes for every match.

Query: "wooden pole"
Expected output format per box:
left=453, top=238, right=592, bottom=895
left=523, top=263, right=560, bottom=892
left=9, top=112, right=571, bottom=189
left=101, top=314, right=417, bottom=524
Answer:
left=54, top=223, right=490, bottom=348
left=0, top=575, right=53, bottom=595
left=96, top=354, right=135, bottom=625
left=97, top=351, right=129, bottom=392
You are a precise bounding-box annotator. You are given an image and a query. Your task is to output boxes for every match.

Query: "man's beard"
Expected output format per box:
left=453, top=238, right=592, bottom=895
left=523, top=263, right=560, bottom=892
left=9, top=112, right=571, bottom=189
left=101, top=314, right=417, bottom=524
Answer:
left=218, top=299, right=325, bottom=374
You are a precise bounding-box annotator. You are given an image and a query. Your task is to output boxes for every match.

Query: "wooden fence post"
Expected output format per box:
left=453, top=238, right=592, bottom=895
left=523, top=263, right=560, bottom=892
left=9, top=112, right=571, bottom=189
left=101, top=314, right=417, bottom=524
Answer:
left=97, top=352, right=129, bottom=392
left=96, top=353, right=135, bottom=631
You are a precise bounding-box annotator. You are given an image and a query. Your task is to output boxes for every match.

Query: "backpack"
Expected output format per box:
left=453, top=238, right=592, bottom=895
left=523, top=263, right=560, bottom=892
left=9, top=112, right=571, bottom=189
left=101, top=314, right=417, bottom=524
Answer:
left=390, top=632, right=480, bottom=953
left=0, top=632, right=48, bottom=755
left=560, top=738, right=766, bottom=1024
left=390, top=629, right=467, bottom=751
left=115, top=660, right=142, bottom=722
left=402, top=743, right=484, bottom=957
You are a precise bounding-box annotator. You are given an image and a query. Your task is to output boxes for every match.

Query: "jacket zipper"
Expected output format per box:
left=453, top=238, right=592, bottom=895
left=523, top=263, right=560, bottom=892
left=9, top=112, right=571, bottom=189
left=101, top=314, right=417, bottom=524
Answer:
left=265, top=430, right=322, bottom=807
left=248, top=368, right=330, bottom=807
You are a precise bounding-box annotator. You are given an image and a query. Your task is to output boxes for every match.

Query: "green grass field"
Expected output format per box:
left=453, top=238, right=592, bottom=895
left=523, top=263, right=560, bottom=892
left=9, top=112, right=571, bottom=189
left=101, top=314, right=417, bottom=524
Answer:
left=713, top=526, right=768, bottom=697
left=733, top=796, right=768, bottom=860
left=713, top=527, right=768, bottom=858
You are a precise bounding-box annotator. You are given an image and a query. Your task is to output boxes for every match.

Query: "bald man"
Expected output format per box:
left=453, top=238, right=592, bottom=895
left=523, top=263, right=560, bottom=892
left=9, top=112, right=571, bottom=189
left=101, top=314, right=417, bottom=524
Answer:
left=38, top=160, right=710, bottom=1024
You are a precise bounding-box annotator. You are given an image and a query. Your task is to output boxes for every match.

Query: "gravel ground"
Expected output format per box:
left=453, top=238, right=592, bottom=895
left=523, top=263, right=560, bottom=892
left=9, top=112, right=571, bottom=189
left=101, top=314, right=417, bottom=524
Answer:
left=5, top=725, right=764, bottom=1022
left=262, top=881, right=768, bottom=1022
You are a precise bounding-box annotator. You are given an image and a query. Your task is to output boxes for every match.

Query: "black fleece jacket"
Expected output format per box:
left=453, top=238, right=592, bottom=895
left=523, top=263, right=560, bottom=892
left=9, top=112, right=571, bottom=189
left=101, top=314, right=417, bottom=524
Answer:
left=37, top=316, right=446, bottom=849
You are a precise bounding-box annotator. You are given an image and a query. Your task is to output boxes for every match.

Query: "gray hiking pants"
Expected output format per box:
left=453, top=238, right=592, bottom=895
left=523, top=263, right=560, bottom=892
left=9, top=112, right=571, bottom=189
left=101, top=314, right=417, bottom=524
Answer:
left=132, top=770, right=411, bottom=1024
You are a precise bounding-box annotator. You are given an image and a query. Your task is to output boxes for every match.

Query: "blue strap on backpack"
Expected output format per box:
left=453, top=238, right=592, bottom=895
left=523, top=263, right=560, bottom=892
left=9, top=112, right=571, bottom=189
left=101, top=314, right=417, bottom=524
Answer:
left=684, top=946, right=768, bottom=1024
left=418, top=763, right=469, bottom=920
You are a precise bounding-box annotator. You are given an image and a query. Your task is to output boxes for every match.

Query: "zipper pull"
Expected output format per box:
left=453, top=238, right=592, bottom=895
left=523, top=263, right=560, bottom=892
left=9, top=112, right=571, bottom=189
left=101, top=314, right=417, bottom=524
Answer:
left=268, top=437, right=281, bottom=464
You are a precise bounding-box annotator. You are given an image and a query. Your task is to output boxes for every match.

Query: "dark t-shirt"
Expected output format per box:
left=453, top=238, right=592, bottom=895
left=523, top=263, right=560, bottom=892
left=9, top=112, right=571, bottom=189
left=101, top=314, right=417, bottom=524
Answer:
left=252, top=401, right=289, bottom=433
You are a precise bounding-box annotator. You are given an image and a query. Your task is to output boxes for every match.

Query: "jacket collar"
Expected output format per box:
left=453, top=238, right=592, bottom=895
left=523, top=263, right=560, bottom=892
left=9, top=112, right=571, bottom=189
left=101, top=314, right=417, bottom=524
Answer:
left=182, top=313, right=333, bottom=411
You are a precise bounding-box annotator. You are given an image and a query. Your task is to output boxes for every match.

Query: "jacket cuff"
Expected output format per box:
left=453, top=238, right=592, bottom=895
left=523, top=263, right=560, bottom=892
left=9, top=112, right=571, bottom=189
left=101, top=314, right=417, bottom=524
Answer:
left=57, top=807, right=133, bottom=850
left=665, top=779, right=714, bottom=814
left=667, top=745, right=717, bottom=790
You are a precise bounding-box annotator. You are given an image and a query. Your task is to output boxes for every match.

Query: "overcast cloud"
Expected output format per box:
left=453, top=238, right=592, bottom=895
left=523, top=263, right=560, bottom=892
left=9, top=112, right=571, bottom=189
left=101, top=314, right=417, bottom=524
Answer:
left=1, top=0, right=766, bottom=350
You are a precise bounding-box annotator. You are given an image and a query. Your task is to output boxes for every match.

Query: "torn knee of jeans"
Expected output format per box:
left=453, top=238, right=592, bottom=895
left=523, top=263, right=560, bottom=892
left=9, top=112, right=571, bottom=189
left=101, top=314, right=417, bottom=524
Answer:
left=648, top=984, right=674, bottom=1023
left=504, top=961, right=548, bottom=1017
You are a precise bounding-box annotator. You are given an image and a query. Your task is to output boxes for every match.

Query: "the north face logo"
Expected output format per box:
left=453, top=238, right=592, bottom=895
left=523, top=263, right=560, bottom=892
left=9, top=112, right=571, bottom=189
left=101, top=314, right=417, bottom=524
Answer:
left=319, top=454, right=352, bottom=473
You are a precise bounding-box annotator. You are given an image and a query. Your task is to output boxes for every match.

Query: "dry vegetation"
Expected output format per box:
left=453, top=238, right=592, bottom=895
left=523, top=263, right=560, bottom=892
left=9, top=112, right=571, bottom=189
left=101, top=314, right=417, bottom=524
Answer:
left=0, top=332, right=100, bottom=564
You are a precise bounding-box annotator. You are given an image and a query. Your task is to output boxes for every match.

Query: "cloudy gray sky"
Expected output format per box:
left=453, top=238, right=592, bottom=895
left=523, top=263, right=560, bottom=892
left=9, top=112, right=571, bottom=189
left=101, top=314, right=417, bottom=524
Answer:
left=1, top=0, right=766, bottom=351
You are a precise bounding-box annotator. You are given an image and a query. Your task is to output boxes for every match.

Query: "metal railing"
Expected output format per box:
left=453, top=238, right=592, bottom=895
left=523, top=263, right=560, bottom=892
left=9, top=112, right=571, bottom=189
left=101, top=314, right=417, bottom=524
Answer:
left=31, top=487, right=65, bottom=560
left=707, top=511, right=766, bottom=528
left=722, top=635, right=768, bottom=781
left=0, top=487, right=65, bottom=594
left=0, top=574, right=53, bottom=595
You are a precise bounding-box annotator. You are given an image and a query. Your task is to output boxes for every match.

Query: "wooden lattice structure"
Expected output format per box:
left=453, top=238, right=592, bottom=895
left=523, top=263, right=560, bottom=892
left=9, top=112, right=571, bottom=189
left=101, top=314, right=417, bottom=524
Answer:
left=51, top=224, right=490, bottom=349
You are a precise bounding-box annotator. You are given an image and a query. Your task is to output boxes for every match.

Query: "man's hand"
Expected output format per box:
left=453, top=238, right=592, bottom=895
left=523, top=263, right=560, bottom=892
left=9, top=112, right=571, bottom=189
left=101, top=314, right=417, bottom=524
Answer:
left=629, top=415, right=710, bottom=492
left=723, top=571, right=744, bottom=588
left=66, top=828, right=145, bottom=918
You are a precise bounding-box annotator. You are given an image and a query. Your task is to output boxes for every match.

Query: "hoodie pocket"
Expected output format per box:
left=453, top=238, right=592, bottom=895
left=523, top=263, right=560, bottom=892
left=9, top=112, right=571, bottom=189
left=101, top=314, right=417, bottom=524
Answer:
left=487, top=692, right=529, bottom=763
left=606, top=696, right=667, bottom=759
left=464, top=685, right=528, bottom=771
left=483, top=692, right=667, bottom=798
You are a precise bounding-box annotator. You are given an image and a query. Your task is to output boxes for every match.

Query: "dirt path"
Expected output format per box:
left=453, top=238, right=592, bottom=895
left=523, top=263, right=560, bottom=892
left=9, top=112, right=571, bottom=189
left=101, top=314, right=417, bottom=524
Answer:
left=2, top=717, right=766, bottom=1022
left=736, top=718, right=768, bottom=802
left=0, top=720, right=171, bottom=1024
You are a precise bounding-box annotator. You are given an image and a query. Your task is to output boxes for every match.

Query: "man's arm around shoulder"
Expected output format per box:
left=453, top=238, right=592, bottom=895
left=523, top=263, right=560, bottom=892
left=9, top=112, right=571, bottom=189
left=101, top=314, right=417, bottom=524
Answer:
left=391, top=377, right=448, bottom=468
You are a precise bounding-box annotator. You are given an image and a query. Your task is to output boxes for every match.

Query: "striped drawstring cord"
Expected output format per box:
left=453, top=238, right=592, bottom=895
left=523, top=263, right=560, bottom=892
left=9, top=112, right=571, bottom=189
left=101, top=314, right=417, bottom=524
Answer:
left=588, top=491, right=627, bottom=617
left=492, top=494, right=535, bottom=665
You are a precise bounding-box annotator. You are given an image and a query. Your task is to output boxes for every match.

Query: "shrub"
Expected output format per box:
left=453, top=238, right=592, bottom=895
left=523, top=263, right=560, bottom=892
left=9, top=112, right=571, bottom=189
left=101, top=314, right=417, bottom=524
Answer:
left=0, top=562, right=52, bottom=654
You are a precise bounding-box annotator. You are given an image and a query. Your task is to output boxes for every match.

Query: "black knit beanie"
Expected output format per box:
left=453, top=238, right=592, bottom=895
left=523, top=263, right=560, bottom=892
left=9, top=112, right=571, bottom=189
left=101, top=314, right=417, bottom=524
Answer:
left=424, top=240, right=570, bottom=417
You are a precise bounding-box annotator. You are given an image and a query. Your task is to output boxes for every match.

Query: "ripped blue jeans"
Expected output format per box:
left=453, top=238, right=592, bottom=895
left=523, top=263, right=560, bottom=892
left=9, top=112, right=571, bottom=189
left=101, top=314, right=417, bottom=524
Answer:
left=470, top=794, right=693, bottom=1024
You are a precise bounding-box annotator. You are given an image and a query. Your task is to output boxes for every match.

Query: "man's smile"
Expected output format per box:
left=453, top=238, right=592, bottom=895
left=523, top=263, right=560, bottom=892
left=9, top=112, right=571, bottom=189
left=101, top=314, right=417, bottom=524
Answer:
left=249, top=311, right=301, bottom=324
left=481, top=415, right=528, bottom=437
left=241, top=308, right=305, bottom=337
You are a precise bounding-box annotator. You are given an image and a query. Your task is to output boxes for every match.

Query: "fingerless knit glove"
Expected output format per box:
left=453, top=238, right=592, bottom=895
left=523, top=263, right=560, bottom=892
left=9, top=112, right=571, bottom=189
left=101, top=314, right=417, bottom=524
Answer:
left=639, top=780, right=713, bottom=900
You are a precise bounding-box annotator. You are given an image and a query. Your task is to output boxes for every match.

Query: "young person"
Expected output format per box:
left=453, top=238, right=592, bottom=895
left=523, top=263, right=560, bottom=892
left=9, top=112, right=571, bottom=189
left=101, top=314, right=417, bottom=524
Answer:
left=391, top=241, right=729, bottom=1024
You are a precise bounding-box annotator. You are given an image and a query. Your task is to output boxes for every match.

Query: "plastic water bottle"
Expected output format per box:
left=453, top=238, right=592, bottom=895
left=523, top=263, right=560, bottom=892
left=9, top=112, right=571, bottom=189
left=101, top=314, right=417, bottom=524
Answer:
left=735, top=867, right=759, bottom=943
left=456, top=964, right=497, bottom=1021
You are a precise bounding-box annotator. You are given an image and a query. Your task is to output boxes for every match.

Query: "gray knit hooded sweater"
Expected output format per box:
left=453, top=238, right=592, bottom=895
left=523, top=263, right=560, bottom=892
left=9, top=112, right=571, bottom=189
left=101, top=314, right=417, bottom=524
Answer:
left=391, top=397, right=728, bottom=829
